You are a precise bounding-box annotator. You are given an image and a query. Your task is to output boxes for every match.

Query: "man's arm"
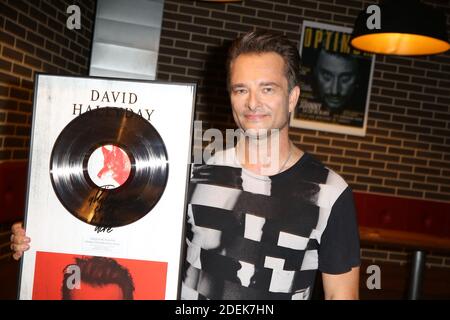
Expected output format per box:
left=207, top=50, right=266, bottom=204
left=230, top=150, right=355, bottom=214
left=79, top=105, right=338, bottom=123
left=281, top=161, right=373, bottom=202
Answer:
left=322, top=266, right=360, bottom=300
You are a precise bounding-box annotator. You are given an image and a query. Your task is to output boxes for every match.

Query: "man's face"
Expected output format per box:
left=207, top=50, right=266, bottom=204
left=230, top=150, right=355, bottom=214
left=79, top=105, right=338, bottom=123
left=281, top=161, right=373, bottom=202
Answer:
left=69, top=281, right=124, bottom=300
left=315, top=51, right=357, bottom=111
left=229, top=52, right=299, bottom=136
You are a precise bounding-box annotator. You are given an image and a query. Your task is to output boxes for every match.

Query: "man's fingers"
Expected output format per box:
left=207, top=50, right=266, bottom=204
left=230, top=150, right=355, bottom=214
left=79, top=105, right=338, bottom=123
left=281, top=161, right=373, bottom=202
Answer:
left=12, top=251, right=23, bottom=261
left=12, top=228, right=26, bottom=237
left=9, top=222, right=29, bottom=261
left=10, top=242, right=30, bottom=253
left=11, top=222, right=24, bottom=233
left=15, top=229, right=26, bottom=237
left=20, top=237, right=30, bottom=244
left=10, top=235, right=30, bottom=245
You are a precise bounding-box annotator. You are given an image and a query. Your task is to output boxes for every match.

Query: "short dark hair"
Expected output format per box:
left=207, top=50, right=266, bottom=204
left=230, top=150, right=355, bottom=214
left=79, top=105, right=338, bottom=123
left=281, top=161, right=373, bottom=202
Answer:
left=226, top=30, right=301, bottom=92
left=61, top=256, right=135, bottom=300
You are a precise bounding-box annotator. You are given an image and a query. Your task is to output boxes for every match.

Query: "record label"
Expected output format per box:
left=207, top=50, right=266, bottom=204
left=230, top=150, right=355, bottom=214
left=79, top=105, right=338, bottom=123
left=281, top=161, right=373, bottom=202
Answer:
left=87, top=144, right=132, bottom=190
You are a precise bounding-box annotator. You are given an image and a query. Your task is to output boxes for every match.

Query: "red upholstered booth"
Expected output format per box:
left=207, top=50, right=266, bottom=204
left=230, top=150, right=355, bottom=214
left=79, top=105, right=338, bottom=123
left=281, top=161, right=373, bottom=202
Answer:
left=354, top=191, right=450, bottom=300
left=354, top=192, right=450, bottom=239
left=0, top=161, right=28, bottom=225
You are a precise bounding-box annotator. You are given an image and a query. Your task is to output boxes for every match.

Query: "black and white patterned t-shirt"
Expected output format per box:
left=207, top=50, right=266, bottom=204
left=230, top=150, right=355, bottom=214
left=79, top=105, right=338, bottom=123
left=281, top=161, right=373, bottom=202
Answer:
left=181, top=148, right=360, bottom=300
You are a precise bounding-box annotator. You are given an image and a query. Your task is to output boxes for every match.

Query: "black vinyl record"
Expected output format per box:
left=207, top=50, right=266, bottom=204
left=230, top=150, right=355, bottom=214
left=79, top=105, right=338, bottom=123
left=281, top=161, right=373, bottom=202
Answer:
left=49, top=107, right=168, bottom=227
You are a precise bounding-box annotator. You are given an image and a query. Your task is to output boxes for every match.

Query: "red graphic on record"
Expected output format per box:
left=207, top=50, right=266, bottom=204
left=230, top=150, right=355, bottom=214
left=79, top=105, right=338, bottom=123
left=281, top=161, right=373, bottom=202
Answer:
left=97, top=146, right=131, bottom=186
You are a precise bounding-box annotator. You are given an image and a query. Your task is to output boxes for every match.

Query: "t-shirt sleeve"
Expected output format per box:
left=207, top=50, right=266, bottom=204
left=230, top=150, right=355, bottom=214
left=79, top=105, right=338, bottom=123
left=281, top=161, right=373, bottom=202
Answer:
left=318, top=187, right=361, bottom=274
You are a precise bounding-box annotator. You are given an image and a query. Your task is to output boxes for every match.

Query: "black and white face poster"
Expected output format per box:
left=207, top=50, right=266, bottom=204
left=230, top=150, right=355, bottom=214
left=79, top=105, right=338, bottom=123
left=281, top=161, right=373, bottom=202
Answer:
left=291, top=21, right=375, bottom=136
left=19, top=75, right=196, bottom=300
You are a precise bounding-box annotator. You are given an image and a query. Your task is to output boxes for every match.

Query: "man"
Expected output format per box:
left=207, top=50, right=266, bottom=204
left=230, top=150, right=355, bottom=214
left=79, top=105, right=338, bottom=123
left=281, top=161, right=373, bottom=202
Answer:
left=313, top=47, right=360, bottom=115
left=11, top=30, right=360, bottom=300
left=61, top=256, right=135, bottom=300
left=182, top=31, right=360, bottom=300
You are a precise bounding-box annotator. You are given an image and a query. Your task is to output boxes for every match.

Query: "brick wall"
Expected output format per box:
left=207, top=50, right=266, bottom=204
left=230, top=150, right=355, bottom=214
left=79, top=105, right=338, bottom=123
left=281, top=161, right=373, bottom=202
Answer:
left=0, top=0, right=96, bottom=162
left=361, top=245, right=450, bottom=269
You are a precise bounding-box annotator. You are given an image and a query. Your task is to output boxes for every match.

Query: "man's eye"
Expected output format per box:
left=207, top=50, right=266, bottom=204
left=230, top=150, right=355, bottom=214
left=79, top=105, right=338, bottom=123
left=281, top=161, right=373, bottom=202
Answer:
left=340, top=75, right=353, bottom=83
left=262, top=87, right=273, bottom=93
left=321, top=73, right=332, bottom=81
left=234, top=89, right=247, bottom=94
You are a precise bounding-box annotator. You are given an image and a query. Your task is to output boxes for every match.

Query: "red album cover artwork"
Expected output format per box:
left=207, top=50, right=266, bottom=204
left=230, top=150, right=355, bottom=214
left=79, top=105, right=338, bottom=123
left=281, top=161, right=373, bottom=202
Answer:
left=32, top=251, right=167, bottom=300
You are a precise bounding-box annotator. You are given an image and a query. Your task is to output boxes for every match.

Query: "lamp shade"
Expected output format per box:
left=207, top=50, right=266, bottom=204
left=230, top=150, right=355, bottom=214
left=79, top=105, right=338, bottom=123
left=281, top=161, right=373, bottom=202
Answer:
left=351, top=0, right=449, bottom=55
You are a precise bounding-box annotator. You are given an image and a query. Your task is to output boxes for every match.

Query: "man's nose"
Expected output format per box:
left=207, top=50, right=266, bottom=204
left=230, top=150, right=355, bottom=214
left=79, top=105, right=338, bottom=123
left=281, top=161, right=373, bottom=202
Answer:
left=331, top=77, right=339, bottom=96
left=246, top=90, right=260, bottom=110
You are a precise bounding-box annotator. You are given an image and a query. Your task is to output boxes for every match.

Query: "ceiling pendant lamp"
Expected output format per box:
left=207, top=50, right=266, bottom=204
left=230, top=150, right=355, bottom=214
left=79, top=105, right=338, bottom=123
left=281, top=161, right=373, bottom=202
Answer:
left=351, top=0, right=450, bottom=55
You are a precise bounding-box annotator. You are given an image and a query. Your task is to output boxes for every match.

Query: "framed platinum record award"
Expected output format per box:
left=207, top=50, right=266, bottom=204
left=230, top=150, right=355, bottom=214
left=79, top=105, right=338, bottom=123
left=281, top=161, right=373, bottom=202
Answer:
left=18, top=74, right=196, bottom=300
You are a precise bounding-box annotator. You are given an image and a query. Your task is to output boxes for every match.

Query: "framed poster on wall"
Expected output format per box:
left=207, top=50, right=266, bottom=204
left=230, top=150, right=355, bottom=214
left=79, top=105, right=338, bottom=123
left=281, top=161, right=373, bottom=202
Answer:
left=290, top=21, right=375, bottom=136
left=18, top=74, right=196, bottom=300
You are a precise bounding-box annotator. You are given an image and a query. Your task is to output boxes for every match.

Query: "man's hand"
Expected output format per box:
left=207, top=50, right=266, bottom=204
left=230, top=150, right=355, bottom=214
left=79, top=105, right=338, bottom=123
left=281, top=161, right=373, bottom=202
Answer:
left=322, top=266, right=360, bottom=300
left=10, top=222, right=30, bottom=260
